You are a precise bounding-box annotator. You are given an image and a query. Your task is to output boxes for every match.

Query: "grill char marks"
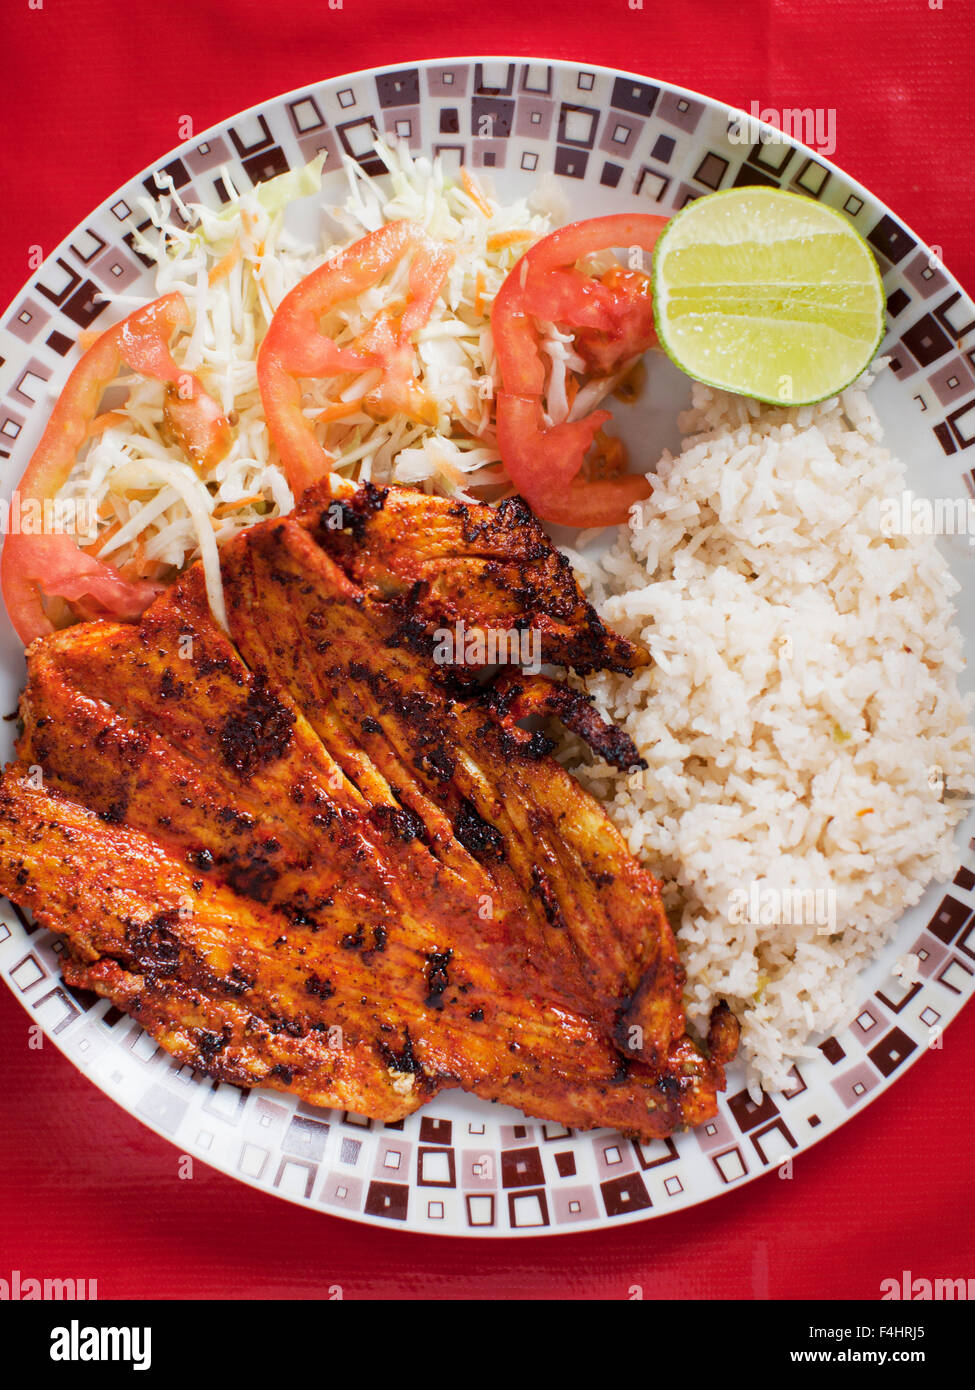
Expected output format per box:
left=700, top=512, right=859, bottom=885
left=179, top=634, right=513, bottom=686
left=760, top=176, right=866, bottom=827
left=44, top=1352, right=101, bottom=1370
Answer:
left=484, top=674, right=647, bottom=772
left=308, top=481, right=649, bottom=674
left=454, top=799, right=505, bottom=864
left=0, top=484, right=736, bottom=1140
left=219, top=675, right=296, bottom=778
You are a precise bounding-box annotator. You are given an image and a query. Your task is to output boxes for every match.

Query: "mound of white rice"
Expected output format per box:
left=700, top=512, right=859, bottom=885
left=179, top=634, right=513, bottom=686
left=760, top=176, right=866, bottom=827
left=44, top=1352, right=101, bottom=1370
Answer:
left=571, top=370, right=975, bottom=1091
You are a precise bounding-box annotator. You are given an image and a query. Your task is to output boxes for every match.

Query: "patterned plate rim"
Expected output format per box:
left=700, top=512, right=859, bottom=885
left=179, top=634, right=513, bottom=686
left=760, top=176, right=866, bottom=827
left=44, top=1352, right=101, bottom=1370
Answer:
left=0, top=56, right=972, bottom=1237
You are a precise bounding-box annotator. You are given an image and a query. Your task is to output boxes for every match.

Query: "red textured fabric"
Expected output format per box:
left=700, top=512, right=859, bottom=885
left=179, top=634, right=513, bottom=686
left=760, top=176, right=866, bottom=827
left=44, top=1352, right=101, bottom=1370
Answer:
left=1, top=0, right=973, bottom=1300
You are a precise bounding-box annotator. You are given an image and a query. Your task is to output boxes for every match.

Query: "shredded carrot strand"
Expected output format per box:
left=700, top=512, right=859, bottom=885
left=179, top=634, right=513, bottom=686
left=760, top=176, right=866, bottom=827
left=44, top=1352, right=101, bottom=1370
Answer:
left=316, top=398, right=366, bottom=424
left=118, top=540, right=146, bottom=580
left=473, top=271, right=486, bottom=317
left=212, top=494, right=266, bottom=519
left=486, top=230, right=533, bottom=251
left=81, top=520, right=123, bottom=556
left=87, top=410, right=129, bottom=437
left=461, top=167, right=494, bottom=218
left=208, top=238, right=242, bottom=286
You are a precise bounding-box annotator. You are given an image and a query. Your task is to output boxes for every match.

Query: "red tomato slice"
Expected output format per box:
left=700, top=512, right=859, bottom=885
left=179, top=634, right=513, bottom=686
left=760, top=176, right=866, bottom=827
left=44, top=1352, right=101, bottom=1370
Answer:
left=491, top=213, right=667, bottom=527
left=258, top=220, right=453, bottom=499
left=14, top=534, right=162, bottom=624
left=1, top=292, right=227, bottom=647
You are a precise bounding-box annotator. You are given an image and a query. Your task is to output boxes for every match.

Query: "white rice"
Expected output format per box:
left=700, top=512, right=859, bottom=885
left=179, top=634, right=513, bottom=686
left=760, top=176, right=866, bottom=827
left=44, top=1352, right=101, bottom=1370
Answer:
left=570, top=369, right=975, bottom=1091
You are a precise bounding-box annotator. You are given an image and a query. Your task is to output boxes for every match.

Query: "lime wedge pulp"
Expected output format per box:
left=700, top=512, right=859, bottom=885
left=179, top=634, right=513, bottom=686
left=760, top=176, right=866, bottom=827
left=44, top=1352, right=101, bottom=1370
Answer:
left=652, top=186, right=886, bottom=405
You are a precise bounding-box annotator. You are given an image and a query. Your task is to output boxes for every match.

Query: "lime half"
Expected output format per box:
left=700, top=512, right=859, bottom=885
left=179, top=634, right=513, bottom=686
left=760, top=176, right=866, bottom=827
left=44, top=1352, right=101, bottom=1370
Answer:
left=652, top=186, right=886, bottom=404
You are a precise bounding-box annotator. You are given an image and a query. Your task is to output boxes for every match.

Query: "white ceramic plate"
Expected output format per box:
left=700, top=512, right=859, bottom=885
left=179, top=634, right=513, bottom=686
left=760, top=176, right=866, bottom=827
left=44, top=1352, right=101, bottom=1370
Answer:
left=2, top=57, right=974, bottom=1236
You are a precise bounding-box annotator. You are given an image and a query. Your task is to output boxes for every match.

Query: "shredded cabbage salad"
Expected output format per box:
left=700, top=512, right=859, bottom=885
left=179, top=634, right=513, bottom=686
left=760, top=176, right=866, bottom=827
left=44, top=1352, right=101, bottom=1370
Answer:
left=58, top=137, right=628, bottom=589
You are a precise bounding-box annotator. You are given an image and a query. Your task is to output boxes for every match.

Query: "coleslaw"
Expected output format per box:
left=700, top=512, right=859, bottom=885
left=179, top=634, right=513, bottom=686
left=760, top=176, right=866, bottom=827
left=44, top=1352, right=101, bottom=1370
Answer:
left=56, top=139, right=573, bottom=587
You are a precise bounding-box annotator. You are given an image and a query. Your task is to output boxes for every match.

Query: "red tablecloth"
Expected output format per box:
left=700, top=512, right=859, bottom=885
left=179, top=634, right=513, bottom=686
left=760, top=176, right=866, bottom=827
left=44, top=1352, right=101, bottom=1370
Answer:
left=1, top=0, right=973, bottom=1300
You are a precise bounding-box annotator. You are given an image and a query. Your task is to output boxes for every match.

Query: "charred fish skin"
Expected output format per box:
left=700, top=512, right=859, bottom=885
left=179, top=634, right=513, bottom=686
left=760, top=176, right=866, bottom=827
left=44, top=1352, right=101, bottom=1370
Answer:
left=0, top=485, right=735, bottom=1140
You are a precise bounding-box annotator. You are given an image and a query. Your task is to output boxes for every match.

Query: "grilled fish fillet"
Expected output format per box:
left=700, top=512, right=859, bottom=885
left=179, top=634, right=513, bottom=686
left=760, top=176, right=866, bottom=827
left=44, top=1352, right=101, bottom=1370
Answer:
left=0, top=484, right=736, bottom=1138
left=316, top=482, right=648, bottom=675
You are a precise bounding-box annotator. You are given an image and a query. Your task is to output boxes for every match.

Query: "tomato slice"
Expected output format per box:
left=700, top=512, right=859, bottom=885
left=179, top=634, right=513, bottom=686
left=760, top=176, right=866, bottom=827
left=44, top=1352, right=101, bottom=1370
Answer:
left=1, top=292, right=227, bottom=647
left=163, top=386, right=232, bottom=472
left=495, top=394, right=611, bottom=496
left=258, top=220, right=453, bottom=498
left=491, top=213, right=667, bottom=527
left=13, top=534, right=162, bottom=625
